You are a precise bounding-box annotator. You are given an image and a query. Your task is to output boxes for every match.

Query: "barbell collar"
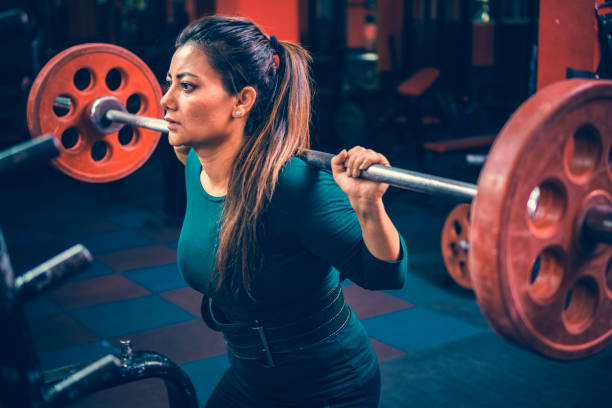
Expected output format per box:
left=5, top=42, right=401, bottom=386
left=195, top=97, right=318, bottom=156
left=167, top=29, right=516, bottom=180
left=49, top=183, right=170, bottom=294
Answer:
left=299, top=149, right=477, bottom=202
left=105, top=109, right=169, bottom=134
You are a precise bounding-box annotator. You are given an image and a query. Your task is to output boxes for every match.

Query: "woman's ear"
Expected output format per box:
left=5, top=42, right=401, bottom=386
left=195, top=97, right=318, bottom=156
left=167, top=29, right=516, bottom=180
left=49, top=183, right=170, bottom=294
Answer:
left=232, top=86, right=257, bottom=118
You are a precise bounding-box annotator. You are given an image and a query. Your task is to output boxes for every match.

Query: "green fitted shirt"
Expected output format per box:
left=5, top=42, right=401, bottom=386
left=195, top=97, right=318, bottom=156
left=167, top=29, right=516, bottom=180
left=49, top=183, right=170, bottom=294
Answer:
left=177, top=149, right=408, bottom=401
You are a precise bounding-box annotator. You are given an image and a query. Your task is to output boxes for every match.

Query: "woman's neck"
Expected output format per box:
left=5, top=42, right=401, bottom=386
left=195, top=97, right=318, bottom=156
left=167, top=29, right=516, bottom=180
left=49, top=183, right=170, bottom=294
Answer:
left=194, top=134, right=244, bottom=197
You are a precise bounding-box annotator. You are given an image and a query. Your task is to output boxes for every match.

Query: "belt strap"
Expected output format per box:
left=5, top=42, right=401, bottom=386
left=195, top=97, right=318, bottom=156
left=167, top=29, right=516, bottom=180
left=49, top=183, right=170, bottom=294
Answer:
left=202, top=283, right=350, bottom=368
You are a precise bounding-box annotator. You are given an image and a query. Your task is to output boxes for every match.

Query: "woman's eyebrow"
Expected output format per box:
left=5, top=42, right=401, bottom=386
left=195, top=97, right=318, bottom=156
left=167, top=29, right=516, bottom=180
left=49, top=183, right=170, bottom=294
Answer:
left=166, top=72, right=199, bottom=79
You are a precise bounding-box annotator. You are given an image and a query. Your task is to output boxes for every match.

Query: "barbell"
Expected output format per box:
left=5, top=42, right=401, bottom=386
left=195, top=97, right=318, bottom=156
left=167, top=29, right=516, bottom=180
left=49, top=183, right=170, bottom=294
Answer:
left=25, top=43, right=612, bottom=360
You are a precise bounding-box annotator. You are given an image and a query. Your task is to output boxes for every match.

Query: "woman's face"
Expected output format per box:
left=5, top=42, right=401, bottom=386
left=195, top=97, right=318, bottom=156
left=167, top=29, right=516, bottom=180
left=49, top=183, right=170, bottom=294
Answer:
left=161, top=43, right=238, bottom=148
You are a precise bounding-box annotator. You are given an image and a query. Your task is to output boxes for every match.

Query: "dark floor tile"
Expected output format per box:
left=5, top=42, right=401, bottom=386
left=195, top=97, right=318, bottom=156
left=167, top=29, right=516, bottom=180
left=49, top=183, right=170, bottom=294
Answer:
left=69, top=295, right=194, bottom=338
left=363, top=307, right=486, bottom=353
left=47, top=274, right=150, bottom=309
left=123, top=263, right=187, bottom=293
left=97, top=245, right=177, bottom=272
left=343, top=284, right=413, bottom=319
left=370, top=338, right=405, bottom=362
left=78, top=229, right=155, bottom=255
left=160, top=287, right=203, bottom=317
left=68, top=378, right=173, bottom=408
left=109, top=319, right=226, bottom=365
left=379, top=332, right=611, bottom=408
left=30, top=313, right=99, bottom=352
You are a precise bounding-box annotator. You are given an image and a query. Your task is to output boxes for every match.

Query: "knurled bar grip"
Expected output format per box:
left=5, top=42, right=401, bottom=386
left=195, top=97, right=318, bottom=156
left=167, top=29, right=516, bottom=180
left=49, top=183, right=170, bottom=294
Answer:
left=299, top=149, right=478, bottom=202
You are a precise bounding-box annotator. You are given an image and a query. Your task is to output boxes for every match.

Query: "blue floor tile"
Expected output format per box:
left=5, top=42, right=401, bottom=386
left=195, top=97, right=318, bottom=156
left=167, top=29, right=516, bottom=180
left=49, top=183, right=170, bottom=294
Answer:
left=181, top=354, right=230, bottom=405
left=78, top=229, right=155, bottom=254
left=363, top=307, right=487, bottom=353
left=384, top=272, right=455, bottom=304
left=123, top=263, right=187, bottom=293
left=25, top=297, right=62, bottom=318
left=68, top=260, right=116, bottom=282
left=69, top=295, right=194, bottom=338
left=38, top=340, right=118, bottom=370
left=106, top=211, right=151, bottom=229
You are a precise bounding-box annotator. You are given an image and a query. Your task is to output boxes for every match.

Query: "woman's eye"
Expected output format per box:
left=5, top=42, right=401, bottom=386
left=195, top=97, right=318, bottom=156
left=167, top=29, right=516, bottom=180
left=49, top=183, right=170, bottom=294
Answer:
left=181, top=82, right=196, bottom=92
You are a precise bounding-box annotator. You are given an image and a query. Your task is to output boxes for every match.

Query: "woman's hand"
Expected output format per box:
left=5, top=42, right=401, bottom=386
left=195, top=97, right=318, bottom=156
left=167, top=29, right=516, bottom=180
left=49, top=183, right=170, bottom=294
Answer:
left=331, top=146, right=390, bottom=212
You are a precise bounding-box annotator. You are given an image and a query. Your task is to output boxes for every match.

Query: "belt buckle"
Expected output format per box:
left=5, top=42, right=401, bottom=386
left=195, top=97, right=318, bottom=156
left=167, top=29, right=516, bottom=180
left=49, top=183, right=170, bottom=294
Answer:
left=252, top=320, right=275, bottom=368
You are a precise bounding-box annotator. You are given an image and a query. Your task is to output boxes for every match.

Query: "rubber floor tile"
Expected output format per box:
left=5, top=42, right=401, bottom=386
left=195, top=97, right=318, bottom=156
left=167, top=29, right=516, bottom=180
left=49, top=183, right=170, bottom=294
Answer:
left=106, top=211, right=151, bottom=229
left=138, top=224, right=181, bottom=242
left=38, top=340, right=118, bottom=371
left=24, top=296, right=62, bottom=318
left=362, top=307, right=486, bottom=353
left=379, top=331, right=611, bottom=408
left=47, top=273, right=150, bottom=309
left=67, top=259, right=115, bottom=282
left=109, top=319, right=226, bottom=365
left=77, top=229, right=155, bottom=255
left=384, top=272, right=455, bottom=305
left=123, top=263, right=187, bottom=293
left=69, top=295, right=194, bottom=338
left=29, top=313, right=99, bottom=352
left=97, top=244, right=177, bottom=272
left=343, top=284, right=413, bottom=319
left=181, top=354, right=230, bottom=406
left=370, top=337, right=406, bottom=362
left=160, top=287, right=204, bottom=317
left=67, top=378, right=173, bottom=408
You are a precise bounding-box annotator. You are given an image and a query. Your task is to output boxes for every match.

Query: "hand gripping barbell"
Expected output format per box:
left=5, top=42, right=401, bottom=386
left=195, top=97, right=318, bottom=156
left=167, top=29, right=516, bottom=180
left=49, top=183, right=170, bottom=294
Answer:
left=26, top=43, right=612, bottom=360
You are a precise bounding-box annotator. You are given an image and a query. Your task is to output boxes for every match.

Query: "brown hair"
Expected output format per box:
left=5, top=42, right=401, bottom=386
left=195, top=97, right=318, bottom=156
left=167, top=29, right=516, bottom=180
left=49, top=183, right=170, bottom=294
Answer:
left=175, top=16, right=312, bottom=297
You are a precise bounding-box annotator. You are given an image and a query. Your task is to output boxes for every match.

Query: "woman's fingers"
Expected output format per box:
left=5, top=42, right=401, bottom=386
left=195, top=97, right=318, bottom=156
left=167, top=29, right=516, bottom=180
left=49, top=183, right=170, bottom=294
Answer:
left=342, top=147, right=390, bottom=177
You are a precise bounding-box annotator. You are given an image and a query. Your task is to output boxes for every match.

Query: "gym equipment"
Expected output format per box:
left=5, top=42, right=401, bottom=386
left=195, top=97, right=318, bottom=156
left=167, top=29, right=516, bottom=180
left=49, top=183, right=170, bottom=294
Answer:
left=440, top=203, right=472, bottom=290
left=26, top=42, right=612, bottom=359
left=27, top=44, right=163, bottom=182
left=0, top=140, right=199, bottom=408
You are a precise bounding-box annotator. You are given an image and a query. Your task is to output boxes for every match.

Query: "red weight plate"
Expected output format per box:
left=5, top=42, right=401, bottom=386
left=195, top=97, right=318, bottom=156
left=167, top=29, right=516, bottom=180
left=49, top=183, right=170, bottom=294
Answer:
left=470, top=79, right=612, bottom=360
left=27, top=43, right=162, bottom=183
left=440, top=203, right=472, bottom=290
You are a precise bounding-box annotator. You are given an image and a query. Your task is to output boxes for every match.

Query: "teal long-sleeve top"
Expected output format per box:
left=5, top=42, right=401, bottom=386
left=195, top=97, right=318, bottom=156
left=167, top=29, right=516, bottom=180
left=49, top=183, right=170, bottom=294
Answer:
left=177, top=149, right=408, bottom=401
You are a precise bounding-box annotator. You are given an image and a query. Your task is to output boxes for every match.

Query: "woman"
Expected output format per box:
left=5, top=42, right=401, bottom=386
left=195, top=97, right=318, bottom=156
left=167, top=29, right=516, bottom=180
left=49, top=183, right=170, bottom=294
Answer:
left=161, top=15, right=408, bottom=408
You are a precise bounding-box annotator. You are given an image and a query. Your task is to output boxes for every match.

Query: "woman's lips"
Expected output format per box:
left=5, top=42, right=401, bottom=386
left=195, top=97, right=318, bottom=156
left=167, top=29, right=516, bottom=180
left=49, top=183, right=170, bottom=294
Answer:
left=164, top=117, right=180, bottom=131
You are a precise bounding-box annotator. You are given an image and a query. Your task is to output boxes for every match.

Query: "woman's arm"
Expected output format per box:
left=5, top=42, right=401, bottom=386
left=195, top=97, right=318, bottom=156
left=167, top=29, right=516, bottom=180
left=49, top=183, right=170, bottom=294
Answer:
left=330, top=147, right=400, bottom=262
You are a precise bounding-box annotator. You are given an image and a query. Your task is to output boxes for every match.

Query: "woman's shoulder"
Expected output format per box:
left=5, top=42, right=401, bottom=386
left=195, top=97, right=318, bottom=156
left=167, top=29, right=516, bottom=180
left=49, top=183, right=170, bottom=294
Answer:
left=278, top=156, right=334, bottom=191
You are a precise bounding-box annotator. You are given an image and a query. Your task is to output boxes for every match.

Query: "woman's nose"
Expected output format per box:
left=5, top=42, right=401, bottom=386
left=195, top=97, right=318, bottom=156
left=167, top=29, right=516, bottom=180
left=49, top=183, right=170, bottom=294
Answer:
left=160, top=87, right=175, bottom=111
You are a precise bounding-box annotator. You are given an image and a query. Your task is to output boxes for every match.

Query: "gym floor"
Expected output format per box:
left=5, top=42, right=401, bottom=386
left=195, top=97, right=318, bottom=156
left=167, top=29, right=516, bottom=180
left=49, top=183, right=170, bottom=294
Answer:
left=2, top=143, right=610, bottom=408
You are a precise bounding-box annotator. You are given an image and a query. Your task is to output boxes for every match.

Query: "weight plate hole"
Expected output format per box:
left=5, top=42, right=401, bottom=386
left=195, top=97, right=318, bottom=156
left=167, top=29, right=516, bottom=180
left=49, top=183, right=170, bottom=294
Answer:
left=53, top=95, right=73, bottom=118
left=105, top=68, right=122, bottom=91
left=118, top=126, right=134, bottom=146
left=91, top=141, right=109, bottom=162
left=73, top=68, right=92, bottom=91
left=529, top=247, right=564, bottom=301
left=449, top=242, right=458, bottom=256
left=126, top=94, right=141, bottom=114
left=61, top=127, right=79, bottom=149
left=458, top=261, right=468, bottom=277
left=453, top=220, right=462, bottom=236
left=563, top=277, right=598, bottom=334
left=527, top=181, right=566, bottom=230
left=567, top=124, right=602, bottom=178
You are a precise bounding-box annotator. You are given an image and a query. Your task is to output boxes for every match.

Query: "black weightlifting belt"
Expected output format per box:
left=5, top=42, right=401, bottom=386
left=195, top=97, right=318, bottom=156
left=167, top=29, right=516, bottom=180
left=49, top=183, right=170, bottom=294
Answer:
left=202, top=283, right=350, bottom=368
